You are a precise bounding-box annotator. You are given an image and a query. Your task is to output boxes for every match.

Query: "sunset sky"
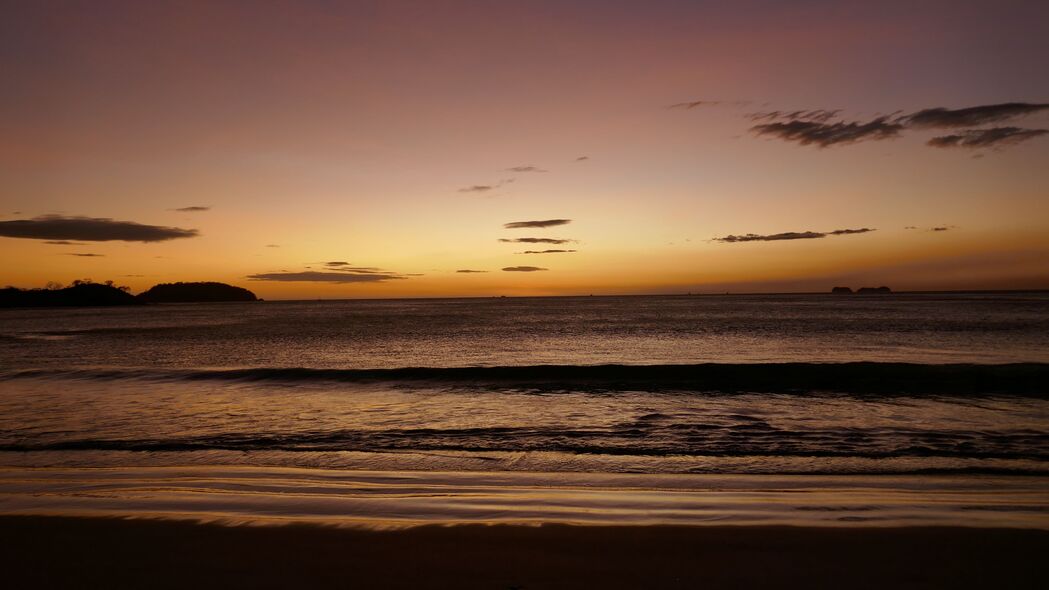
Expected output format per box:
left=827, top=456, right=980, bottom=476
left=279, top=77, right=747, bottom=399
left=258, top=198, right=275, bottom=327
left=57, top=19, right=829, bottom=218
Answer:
left=2, top=0, right=1047, bottom=298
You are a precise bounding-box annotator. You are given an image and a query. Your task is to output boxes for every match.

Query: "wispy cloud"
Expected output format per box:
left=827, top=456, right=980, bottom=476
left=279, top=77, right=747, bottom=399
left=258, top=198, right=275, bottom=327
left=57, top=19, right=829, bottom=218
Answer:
left=927, top=127, right=1048, bottom=149
left=265, top=244, right=280, bottom=248
left=458, top=178, right=515, bottom=193
left=43, top=240, right=86, bottom=245
left=0, top=215, right=198, bottom=242
left=751, top=117, right=903, bottom=147
left=902, top=103, right=1049, bottom=129
left=456, top=269, right=488, bottom=273
left=502, top=266, right=547, bottom=272
left=506, top=166, right=547, bottom=173
left=575, top=156, right=589, bottom=161
left=504, top=219, right=571, bottom=229
left=744, top=102, right=1049, bottom=150
left=172, top=206, right=210, bottom=212
left=498, top=237, right=574, bottom=244
left=520, top=249, right=576, bottom=254
left=668, top=100, right=719, bottom=110
left=65, top=253, right=104, bottom=257
left=713, top=228, right=875, bottom=243
left=247, top=271, right=406, bottom=283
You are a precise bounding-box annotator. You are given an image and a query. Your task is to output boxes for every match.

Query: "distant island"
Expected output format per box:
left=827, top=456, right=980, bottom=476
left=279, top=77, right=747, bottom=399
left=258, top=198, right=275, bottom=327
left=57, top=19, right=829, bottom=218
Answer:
left=137, top=282, right=258, bottom=303
left=831, top=286, right=892, bottom=294
left=0, top=280, right=258, bottom=308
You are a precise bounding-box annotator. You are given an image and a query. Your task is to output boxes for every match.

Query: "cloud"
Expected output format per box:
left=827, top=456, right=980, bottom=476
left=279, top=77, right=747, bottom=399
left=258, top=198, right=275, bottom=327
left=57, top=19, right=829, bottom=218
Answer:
left=65, top=253, right=104, bottom=257
left=458, top=178, right=515, bottom=193
left=713, top=228, right=875, bottom=243
left=931, top=226, right=953, bottom=232
left=520, top=249, right=576, bottom=254
left=265, top=244, right=280, bottom=248
left=247, top=271, right=406, bottom=283
left=325, top=261, right=350, bottom=266
left=456, top=269, right=488, bottom=273
left=749, top=109, right=841, bottom=123
left=0, top=215, right=198, bottom=242
left=926, top=127, right=1048, bottom=149
left=172, top=206, right=210, bottom=212
left=43, top=240, right=86, bottom=245
left=498, top=237, right=574, bottom=244
left=669, top=100, right=720, bottom=110
left=504, top=219, right=571, bottom=229
left=502, top=266, right=547, bottom=272
left=903, top=103, right=1049, bottom=129
left=751, top=116, right=903, bottom=147
left=506, top=166, right=547, bottom=173
left=575, top=156, right=589, bottom=161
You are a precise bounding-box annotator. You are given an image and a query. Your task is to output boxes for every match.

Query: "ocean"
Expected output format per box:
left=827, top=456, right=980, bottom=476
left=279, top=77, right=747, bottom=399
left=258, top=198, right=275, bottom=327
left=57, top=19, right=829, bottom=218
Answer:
left=1, top=293, right=1048, bottom=527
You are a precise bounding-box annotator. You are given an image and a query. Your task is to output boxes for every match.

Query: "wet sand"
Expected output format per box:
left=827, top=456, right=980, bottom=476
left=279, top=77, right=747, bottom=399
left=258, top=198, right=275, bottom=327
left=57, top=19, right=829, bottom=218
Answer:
left=3, top=516, right=1046, bottom=589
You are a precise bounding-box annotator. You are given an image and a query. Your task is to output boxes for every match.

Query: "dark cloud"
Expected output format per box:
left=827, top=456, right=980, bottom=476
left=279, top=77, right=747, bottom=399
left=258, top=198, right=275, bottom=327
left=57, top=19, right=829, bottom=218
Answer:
left=65, top=253, right=104, bottom=257
left=172, top=206, right=210, bottom=212
left=903, top=103, right=1049, bottom=129
left=520, top=249, right=576, bottom=254
left=325, top=261, right=350, bottom=266
left=927, top=127, right=1048, bottom=149
left=748, top=109, right=841, bottom=123
left=713, top=228, right=875, bottom=243
left=931, top=226, right=951, bottom=232
left=504, top=219, right=571, bottom=229
left=827, top=228, right=875, bottom=235
left=575, top=156, right=589, bottom=161
left=502, top=266, right=547, bottom=272
left=247, top=271, right=405, bottom=283
left=0, top=215, right=198, bottom=242
left=751, top=116, right=903, bottom=147
left=669, top=100, right=719, bottom=110
left=506, top=166, right=547, bottom=173
left=904, top=226, right=918, bottom=230
left=498, top=237, right=573, bottom=244
left=265, top=244, right=280, bottom=248
left=43, top=240, right=86, bottom=245
left=456, top=269, right=488, bottom=273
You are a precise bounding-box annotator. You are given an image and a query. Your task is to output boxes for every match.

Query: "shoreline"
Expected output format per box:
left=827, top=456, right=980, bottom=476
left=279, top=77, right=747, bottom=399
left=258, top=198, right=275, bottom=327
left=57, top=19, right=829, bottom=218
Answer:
left=3, top=465, right=1047, bottom=530
left=3, top=515, right=1047, bottom=589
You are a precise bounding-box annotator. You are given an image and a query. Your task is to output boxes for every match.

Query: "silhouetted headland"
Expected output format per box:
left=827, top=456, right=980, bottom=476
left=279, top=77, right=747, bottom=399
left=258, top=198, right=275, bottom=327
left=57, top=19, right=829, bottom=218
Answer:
left=1, top=280, right=258, bottom=307
left=831, top=286, right=853, bottom=294
left=0, top=280, right=140, bottom=308
left=137, top=282, right=258, bottom=303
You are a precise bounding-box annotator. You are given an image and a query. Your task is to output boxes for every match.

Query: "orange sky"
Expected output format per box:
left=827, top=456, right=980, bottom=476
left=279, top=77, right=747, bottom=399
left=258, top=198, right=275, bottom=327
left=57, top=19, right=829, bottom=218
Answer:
left=2, top=1, right=1048, bottom=298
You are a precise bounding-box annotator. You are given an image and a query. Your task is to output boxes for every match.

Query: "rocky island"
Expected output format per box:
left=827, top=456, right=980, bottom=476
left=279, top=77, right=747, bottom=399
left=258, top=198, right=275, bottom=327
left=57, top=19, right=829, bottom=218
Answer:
left=137, top=282, right=258, bottom=303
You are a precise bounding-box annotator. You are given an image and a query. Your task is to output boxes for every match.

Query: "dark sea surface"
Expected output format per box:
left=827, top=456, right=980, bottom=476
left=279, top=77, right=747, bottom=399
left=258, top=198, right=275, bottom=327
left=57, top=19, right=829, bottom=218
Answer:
left=1, top=293, right=1048, bottom=527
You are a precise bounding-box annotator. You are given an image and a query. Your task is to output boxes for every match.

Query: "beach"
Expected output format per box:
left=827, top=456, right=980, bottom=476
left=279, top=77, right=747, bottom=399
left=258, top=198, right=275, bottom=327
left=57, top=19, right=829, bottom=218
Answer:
left=3, top=516, right=1047, bottom=589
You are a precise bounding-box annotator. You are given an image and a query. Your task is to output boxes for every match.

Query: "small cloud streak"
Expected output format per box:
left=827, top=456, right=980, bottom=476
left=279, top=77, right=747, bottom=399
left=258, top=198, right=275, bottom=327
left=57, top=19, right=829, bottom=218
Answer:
left=713, top=228, right=875, bottom=243
left=458, top=178, right=515, bottom=193
left=504, top=219, right=571, bottom=229
left=247, top=271, right=406, bottom=283
left=498, top=237, right=573, bottom=244
left=65, top=253, right=104, bottom=257
left=506, top=166, right=547, bottom=173
left=502, top=266, right=547, bottom=272
left=751, top=117, right=903, bottom=147
left=927, top=127, right=1047, bottom=149
left=172, top=206, right=210, bottom=212
left=575, top=156, right=589, bottom=161
left=520, top=249, right=576, bottom=254
left=0, top=215, right=198, bottom=242
left=903, top=103, right=1049, bottom=129
left=456, top=269, right=488, bottom=273
left=265, top=244, right=280, bottom=248
left=669, top=100, right=719, bottom=109
left=43, top=240, right=86, bottom=245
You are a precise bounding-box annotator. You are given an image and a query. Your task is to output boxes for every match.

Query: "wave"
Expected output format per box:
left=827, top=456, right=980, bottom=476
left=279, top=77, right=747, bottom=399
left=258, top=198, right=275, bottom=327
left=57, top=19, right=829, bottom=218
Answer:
left=3, top=362, right=1048, bottom=395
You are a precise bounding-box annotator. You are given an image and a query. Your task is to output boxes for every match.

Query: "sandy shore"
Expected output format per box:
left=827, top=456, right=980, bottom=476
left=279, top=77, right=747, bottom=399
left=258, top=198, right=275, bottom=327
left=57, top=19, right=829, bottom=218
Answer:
left=3, top=516, right=1046, bottom=589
